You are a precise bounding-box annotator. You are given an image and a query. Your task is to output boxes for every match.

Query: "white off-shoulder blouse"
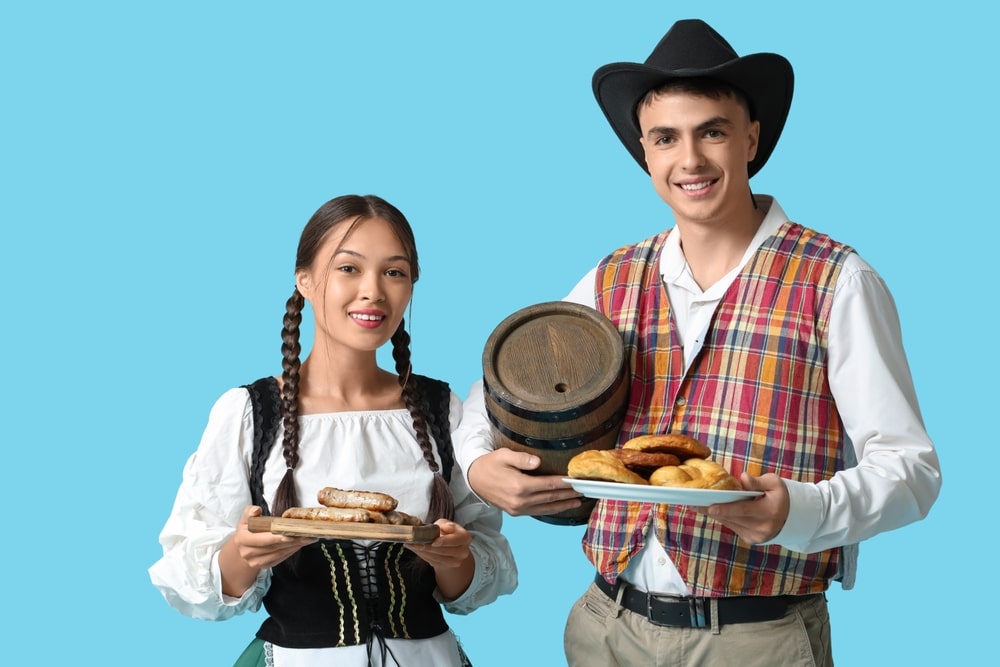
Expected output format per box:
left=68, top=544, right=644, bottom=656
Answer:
left=149, top=384, right=517, bottom=666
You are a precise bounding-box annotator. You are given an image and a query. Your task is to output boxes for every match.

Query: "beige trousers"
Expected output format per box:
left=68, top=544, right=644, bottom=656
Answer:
left=563, top=581, right=833, bottom=667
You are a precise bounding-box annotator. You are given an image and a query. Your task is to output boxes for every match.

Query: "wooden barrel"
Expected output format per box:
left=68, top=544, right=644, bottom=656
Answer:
left=482, top=301, right=628, bottom=525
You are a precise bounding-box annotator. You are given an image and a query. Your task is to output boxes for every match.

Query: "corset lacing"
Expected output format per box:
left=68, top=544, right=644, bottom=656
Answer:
left=354, top=542, right=401, bottom=667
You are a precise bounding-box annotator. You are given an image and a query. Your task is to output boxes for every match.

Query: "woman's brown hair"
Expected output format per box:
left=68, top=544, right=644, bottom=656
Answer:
left=270, top=194, right=454, bottom=522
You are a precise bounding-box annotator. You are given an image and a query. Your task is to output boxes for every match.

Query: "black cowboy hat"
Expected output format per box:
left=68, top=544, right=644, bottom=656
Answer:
left=592, top=19, right=793, bottom=178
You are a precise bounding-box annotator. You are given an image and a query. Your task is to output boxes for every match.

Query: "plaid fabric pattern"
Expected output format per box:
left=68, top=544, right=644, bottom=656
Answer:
left=584, top=221, right=854, bottom=597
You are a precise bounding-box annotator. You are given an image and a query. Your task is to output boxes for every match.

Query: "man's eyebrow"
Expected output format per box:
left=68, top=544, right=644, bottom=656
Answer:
left=696, top=116, right=735, bottom=131
left=645, top=125, right=676, bottom=138
left=645, top=116, right=736, bottom=138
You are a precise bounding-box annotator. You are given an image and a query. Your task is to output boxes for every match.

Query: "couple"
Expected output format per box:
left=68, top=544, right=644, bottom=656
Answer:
left=149, top=18, right=941, bottom=667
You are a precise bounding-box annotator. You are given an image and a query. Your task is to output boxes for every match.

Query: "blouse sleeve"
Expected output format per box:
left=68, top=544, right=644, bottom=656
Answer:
left=148, top=388, right=271, bottom=620
left=441, top=391, right=519, bottom=614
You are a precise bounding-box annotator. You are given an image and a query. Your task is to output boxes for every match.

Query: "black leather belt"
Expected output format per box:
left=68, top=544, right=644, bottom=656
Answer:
left=594, top=574, right=818, bottom=628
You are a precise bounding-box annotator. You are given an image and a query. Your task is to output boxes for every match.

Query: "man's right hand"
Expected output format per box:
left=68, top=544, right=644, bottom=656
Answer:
left=466, top=448, right=583, bottom=516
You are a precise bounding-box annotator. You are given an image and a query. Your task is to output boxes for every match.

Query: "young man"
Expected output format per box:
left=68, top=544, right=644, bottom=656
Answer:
left=454, top=18, right=941, bottom=665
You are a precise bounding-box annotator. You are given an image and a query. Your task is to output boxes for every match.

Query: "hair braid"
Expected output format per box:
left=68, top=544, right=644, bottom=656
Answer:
left=392, top=320, right=454, bottom=521
left=272, top=288, right=304, bottom=517
left=430, top=386, right=455, bottom=479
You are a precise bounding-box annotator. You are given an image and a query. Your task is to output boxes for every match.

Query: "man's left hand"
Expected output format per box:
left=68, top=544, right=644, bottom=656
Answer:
left=702, top=472, right=790, bottom=544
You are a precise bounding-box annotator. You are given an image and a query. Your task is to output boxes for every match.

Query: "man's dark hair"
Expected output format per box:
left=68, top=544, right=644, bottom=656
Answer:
left=637, top=77, right=754, bottom=122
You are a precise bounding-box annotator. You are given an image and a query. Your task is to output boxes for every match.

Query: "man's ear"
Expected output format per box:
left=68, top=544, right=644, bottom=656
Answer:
left=746, top=119, right=761, bottom=162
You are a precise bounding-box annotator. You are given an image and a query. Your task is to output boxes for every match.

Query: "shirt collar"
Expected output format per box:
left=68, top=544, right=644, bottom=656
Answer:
left=660, top=195, right=790, bottom=294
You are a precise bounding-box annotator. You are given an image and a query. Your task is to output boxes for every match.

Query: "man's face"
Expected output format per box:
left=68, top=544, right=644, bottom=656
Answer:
left=638, top=91, right=760, bottom=228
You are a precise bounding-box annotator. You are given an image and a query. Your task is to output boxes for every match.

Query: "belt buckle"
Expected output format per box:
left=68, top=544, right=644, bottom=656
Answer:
left=645, top=593, right=708, bottom=628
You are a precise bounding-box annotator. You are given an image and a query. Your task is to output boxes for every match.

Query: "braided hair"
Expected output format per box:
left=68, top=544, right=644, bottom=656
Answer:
left=392, top=321, right=455, bottom=522
left=269, top=194, right=455, bottom=522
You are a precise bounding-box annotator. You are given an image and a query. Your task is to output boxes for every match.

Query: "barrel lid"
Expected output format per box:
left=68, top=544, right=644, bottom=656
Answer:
left=482, top=301, right=625, bottom=414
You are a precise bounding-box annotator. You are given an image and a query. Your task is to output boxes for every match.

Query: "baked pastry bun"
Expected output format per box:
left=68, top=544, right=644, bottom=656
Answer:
left=609, top=448, right=681, bottom=477
left=567, top=449, right=649, bottom=485
left=649, top=457, right=740, bottom=490
left=622, top=433, right=712, bottom=460
left=567, top=434, right=739, bottom=490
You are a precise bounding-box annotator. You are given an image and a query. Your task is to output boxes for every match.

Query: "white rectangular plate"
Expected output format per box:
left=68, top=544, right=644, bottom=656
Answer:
left=563, top=478, right=763, bottom=505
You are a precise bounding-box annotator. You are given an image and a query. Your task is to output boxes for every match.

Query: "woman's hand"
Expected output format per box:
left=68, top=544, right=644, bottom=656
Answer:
left=219, top=505, right=316, bottom=596
left=405, top=519, right=475, bottom=601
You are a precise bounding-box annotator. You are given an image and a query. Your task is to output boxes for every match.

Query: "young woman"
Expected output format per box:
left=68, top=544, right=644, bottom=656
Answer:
left=150, top=194, right=517, bottom=666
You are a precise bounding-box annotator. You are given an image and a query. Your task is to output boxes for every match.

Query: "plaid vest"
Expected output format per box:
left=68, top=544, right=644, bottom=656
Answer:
left=584, top=221, right=853, bottom=597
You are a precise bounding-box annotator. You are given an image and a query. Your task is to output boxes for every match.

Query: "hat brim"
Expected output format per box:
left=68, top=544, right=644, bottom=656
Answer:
left=593, top=53, right=793, bottom=178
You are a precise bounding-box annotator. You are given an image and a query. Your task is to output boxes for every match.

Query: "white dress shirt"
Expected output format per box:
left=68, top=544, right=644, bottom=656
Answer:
left=455, top=196, right=940, bottom=596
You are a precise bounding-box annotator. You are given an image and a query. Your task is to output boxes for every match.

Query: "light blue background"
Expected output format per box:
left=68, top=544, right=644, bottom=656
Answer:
left=2, top=1, right=992, bottom=664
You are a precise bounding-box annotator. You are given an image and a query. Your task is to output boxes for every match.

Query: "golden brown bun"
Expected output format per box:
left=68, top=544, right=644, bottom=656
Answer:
left=649, top=457, right=741, bottom=490
left=567, top=450, right=649, bottom=485
left=622, top=433, right=712, bottom=460
left=647, top=465, right=692, bottom=486
left=609, top=448, right=682, bottom=476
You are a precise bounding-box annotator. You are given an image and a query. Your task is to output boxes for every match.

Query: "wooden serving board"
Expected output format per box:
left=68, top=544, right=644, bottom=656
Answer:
left=248, top=516, right=440, bottom=543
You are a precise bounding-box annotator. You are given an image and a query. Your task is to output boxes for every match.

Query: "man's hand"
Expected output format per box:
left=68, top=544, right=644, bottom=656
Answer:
left=467, top=448, right=582, bottom=516
left=702, top=472, right=790, bottom=544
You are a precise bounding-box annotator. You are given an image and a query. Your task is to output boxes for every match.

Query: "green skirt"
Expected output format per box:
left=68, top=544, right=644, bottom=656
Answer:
left=233, top=638, right=265, bottom=667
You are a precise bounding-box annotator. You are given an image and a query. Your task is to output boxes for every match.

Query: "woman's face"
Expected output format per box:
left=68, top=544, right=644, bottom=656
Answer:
left=296, top=216, right=413, bottom=355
